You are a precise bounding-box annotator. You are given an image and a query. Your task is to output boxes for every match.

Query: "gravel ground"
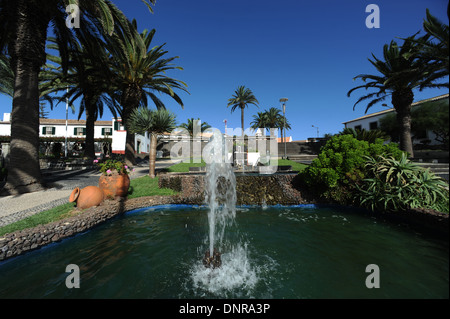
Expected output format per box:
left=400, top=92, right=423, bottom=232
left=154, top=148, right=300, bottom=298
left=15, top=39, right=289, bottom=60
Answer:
left=0, top=159, right=179, bottom=227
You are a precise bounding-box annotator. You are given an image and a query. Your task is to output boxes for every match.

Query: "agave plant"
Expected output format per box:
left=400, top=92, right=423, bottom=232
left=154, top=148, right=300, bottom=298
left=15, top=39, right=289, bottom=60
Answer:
left=357, top=153, right=449, bottom=213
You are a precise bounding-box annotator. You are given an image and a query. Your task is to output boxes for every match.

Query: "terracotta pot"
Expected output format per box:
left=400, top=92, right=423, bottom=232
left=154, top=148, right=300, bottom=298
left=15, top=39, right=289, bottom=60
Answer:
left=69, top=186, right=104, bottom=209
left=98, top=172, right=130, bottom=198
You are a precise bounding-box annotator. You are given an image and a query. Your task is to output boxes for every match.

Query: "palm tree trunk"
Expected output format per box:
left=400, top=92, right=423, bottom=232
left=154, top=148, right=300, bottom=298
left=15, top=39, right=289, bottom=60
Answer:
left=148, top=132, right=157, bottom=178
left=2, top=0, right=49, bottom=194
left=241, top=106, right=247, bottom=166
left=392, top=89, right=414, bottom=158
left=121, top=86, right=142, bottom=167
left=84, top=103, right=96, bottom=159
left=120, top=103, right=135, bottom=166
left=241, top=107, right=245, bottom=137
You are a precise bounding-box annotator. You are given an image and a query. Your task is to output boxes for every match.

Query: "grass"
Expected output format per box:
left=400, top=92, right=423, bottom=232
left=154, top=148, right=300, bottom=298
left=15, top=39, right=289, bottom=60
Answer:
left=0, top=202, right=76, bottom=236
left=127, top=175, right=178, bottom=198
left=161, top=158, right=205, bottom=173
left=269, top=159, right=308, bottom=172
left=164, top=158, right=308, bottom=173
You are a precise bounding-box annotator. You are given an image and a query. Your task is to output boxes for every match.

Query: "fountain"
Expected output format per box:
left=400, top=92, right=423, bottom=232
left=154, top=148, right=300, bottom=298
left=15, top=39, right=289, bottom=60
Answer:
left=202, top=129, right=236, bottom=261
left=190, top=129, right=260, bottom=293
left=0, top=131, right=447, bottom=298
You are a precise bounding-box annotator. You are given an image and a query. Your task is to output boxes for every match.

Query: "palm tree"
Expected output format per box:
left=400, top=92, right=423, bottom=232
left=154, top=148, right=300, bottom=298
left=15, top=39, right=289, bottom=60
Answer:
left=41, top=37, right=119, bottom=159
left=106, top=19, right=188, bottom=167
left=250, top=111, right=267, bottom=135
left=0, top=54, right=14, bottom=97
left=128, top=107, right=177, bottom=178
left=340, top=127, right=389, bottom=144
left=413, top=9, right=449, bottom=90
left=0, top=0, right=154, bottom=194
left=347, top=36, right=433, bottom=157
left=250, top=107, right=291, bottom=138
left=227, top=85, right=259, bottom=137
left=179, top=118, right=211, bottom=137
left=264, top=107, right=291, bottom=140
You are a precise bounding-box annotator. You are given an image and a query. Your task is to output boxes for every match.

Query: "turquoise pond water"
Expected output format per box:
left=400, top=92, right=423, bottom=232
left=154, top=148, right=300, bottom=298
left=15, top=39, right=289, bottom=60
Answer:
left=0, top=205, right=448, bottom=298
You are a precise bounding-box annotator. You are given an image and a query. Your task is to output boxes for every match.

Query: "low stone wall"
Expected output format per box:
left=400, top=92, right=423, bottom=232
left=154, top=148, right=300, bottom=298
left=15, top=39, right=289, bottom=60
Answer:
left=158, top=172, right=311, bottom=206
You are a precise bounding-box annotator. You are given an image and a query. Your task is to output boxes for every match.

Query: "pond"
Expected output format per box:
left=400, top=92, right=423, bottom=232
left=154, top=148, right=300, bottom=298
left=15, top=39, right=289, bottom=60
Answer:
left=0, top=204, right=447, bottom=298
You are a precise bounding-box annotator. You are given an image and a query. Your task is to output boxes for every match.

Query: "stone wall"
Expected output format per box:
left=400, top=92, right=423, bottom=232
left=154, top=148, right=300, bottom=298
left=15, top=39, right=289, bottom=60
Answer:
left=158, top=172, right=311, bottom=206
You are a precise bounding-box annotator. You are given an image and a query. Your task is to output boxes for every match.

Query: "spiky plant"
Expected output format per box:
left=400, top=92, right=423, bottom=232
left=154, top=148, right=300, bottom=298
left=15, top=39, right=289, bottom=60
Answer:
left=357, top=153, right=449, bottom=213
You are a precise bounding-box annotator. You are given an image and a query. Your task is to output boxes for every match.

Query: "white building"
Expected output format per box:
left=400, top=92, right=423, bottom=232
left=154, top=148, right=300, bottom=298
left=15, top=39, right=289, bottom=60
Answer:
left=342, top=93, right=449, bottom=145
left=0, top=113, right=151, bottom=157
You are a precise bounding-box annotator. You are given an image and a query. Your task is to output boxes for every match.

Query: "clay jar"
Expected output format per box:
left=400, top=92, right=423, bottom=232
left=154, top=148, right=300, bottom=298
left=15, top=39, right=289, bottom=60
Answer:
left=69, top=186, right=104, bottom=209
left=98, top=172, right=130, bottom=198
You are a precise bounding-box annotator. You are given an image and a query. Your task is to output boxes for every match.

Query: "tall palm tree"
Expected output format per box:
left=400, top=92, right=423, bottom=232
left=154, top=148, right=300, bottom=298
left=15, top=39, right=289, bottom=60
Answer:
left=106, top=19, right=188, bottom=167
left=41, top=36, right=119, bottom=159
left=0, top=0, right=154, bottom=194
left=179, top=118, right=211, bottom=137
left=227, top=85, right=259, bottom=137
left=347, top=36, right=433, bottom=157
left=128, top=107, right=177, bottom=178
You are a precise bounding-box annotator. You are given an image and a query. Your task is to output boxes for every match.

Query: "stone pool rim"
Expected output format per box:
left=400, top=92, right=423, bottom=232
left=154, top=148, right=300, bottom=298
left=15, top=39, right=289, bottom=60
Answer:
left=0, top=194, right=448, bottom=262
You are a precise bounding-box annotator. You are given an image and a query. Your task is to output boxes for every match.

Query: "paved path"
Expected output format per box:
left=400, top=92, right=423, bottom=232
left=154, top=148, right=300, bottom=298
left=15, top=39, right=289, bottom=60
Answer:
left=0, top=159, right=179, bottom=227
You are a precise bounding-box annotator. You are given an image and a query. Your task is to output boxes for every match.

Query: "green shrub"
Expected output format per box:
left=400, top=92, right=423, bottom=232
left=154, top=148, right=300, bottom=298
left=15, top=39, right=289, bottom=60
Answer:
left=357, top=154, right=449, bottom=213
left=299, top=134, right=403, bottom=204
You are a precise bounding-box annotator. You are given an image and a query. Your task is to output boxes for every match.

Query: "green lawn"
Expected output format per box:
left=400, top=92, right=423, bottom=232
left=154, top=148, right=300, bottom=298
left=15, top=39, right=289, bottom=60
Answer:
left=272, top=159, right=308, bottom=172
left=0, top=202, right=76, bottom=236
left=164, top=158, right=307, bottom=173
left=162, top=158, right=205, bottom=173
left=127, top=175, right=178, bottom=198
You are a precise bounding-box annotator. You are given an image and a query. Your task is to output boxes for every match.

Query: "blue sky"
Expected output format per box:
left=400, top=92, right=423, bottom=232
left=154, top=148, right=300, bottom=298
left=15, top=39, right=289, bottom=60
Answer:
left=1, top=0, right=448, bottom=140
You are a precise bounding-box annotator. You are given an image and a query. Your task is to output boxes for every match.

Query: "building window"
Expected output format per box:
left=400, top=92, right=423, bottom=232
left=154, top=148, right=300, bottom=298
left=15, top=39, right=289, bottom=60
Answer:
left=102, top=128, right=113, bottom=136
left=354, top=125, right=362, bottom=131
left=42, top=126, right=55, bottom=135
left=74, top=127, right=86, bottom=136
left=114, top=121, right=123, bottom=131
left=369, top=121, right=378, bottom=130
